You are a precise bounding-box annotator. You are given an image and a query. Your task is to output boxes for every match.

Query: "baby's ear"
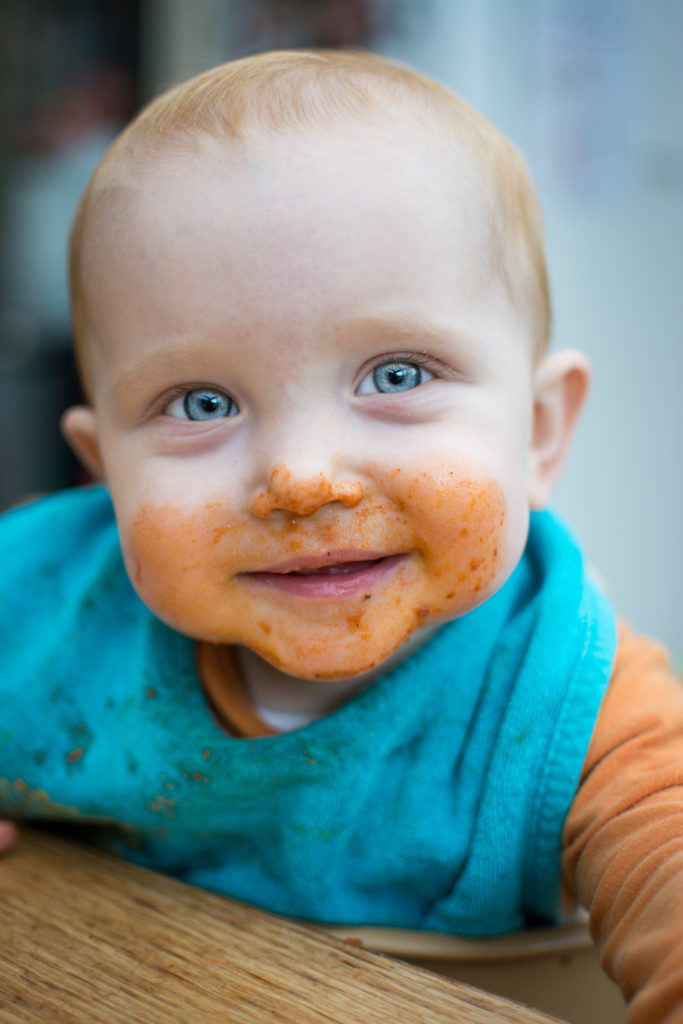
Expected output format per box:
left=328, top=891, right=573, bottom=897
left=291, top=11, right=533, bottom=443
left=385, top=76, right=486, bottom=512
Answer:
left=527, top=350, right=591, bottom=510
left=61, top=405, right=105, bottom=481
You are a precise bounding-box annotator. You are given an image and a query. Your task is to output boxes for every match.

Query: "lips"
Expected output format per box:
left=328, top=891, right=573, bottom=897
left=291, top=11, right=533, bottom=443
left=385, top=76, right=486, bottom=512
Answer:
left=242, top=553, right=406, bottom=599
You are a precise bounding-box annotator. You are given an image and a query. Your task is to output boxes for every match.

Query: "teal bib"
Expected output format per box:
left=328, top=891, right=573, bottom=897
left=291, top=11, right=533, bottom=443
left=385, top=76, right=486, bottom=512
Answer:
left=0, top=487, right=616, bottom=935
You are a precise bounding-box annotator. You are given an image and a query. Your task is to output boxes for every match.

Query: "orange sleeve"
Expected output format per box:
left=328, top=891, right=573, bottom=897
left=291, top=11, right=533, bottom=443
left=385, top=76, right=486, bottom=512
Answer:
left=562, top=624, right=683, bottom=1024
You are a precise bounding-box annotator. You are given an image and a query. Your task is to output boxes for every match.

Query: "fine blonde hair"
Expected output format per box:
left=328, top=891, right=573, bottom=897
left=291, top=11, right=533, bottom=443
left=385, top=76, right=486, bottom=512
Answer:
left=70, top=49, right=551, bottom=384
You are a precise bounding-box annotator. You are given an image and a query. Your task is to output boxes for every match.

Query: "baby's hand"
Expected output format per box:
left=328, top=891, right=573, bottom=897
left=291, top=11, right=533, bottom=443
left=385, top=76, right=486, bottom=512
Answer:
left=0, top=821, right=18, bottom=854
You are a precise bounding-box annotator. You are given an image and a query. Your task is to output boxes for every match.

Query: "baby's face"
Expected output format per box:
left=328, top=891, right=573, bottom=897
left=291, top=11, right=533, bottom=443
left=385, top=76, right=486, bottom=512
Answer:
left=77, top=121, right=539, bottom=681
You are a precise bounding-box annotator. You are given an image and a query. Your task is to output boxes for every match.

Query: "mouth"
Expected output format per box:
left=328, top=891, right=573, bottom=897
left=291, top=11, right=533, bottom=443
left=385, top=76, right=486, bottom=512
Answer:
left=242, top=553, right=406, bottom=599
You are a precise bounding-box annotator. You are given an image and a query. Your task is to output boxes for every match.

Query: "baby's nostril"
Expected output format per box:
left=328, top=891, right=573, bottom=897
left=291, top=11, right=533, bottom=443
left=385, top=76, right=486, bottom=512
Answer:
left=251, top=465, right=363, bottom=519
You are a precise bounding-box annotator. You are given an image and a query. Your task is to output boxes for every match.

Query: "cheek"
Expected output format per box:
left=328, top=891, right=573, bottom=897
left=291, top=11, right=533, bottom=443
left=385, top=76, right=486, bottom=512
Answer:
left=378, top=467, right=511, bottom=618
left=123, top=503, right=242, bottom=632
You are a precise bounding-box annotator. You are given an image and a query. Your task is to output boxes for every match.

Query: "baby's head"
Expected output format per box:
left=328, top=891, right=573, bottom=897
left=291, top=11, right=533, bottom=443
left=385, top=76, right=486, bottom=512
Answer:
left=63, top=50, right=589, bottom=682
left=70, top=49, right=551, bottom=383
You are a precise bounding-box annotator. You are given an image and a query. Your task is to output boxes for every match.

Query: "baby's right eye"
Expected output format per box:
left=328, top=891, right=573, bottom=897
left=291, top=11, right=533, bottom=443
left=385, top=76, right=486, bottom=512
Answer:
left=166, top=388, right=239, bottom=421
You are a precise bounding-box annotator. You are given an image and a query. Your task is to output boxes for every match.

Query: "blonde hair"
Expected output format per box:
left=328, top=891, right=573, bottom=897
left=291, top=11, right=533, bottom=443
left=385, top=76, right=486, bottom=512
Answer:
left=70, top=49, right=550, bottom=384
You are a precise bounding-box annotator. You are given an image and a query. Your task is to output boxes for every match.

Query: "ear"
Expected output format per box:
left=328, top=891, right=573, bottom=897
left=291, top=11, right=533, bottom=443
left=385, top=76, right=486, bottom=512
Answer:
left=61, top=405, right=105, bottom=481
left=527, top=349, right=591, bottom=510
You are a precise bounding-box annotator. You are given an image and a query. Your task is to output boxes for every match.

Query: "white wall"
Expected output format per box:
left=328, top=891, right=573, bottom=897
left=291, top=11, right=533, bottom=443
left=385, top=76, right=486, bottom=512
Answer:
left=375, top=0, right=683, bottom=660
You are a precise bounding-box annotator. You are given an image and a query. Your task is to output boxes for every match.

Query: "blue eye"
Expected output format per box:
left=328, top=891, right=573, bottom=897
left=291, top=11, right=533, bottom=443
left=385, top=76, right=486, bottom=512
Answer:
left=358, top=361, right=433, bottom=395
left=168, top=388, right=238, bottom=421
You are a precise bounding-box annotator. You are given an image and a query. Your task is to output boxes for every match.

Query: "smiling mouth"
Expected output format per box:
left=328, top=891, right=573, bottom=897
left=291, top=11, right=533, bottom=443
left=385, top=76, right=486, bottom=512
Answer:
left=242, top=554, right=406, bottom=599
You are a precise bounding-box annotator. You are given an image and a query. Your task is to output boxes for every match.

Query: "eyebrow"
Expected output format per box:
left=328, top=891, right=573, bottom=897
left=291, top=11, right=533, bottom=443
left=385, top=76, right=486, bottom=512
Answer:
left=333, top=312, right=482, bottom=356
left=109, top=338, right=211, bottom=404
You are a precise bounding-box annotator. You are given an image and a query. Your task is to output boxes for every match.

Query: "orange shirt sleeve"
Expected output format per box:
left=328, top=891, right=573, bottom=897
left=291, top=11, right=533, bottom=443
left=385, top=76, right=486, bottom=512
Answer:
left=562, top=624, right=683, bottom=1024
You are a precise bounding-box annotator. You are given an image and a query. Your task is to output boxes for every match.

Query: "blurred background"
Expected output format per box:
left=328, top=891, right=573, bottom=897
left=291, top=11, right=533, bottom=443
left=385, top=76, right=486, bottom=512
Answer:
left=0, top=0, right=680, bottom=661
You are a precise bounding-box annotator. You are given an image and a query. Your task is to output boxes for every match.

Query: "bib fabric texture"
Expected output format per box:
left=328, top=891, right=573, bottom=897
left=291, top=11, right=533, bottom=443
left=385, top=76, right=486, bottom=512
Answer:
left=0, top=486, right=616, bottom=935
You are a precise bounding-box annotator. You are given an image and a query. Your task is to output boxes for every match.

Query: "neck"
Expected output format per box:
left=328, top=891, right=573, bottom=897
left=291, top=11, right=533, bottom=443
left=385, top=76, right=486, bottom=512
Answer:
left=233, top=622, right=442, bottom=729
left=233, top=647, right=365, bottom=726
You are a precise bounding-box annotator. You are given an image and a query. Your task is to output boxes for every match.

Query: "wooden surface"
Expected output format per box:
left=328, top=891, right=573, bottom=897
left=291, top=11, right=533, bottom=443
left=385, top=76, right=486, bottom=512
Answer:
left=0, top=828, right=564, bottom=1023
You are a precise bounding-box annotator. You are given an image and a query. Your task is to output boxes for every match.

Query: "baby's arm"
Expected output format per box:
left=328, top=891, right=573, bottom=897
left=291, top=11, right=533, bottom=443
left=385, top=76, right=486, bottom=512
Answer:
left=0, top=821, right=18, bottom=853
left=563, top=625, right=683, bottom=1024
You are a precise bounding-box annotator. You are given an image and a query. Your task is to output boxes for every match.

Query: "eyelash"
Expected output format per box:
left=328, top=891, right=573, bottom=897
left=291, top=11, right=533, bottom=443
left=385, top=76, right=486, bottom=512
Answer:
left=164, top=386, right=238, bottom=421
left=152, top=384, right=236, bottom=422
left=355, top=352, right=445, bottom=394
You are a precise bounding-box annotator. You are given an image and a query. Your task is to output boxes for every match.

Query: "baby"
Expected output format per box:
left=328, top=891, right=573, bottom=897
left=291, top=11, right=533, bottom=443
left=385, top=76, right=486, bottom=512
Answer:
left=2, top=50, right=683, bottom=1023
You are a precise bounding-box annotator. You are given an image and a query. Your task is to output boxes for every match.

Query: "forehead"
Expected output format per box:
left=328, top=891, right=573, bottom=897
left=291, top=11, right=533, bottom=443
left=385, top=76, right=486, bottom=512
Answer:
left=80, top=117, right=500, bottom=313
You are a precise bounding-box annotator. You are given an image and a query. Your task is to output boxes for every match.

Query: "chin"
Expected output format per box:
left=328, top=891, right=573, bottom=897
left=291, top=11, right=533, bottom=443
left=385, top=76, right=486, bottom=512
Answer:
left=261, top=648, right=385, bottom=683
left=247, top=612, right=448, bottom=684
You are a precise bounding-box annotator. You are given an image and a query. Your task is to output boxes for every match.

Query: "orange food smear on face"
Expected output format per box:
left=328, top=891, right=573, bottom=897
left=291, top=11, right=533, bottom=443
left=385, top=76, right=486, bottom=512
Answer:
left=251, top=464, right=364, bottom=519
left=126, top=468, right=508, bottom=681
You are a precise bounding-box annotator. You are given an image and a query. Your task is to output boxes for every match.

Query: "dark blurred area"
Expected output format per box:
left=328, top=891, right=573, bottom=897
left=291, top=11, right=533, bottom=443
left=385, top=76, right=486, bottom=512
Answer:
left=0, top=0, right=140, bottom=508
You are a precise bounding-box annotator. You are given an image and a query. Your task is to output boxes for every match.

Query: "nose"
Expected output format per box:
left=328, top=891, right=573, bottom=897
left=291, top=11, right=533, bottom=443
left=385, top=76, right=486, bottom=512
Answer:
left=251, top=463, right=364, bottom=520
